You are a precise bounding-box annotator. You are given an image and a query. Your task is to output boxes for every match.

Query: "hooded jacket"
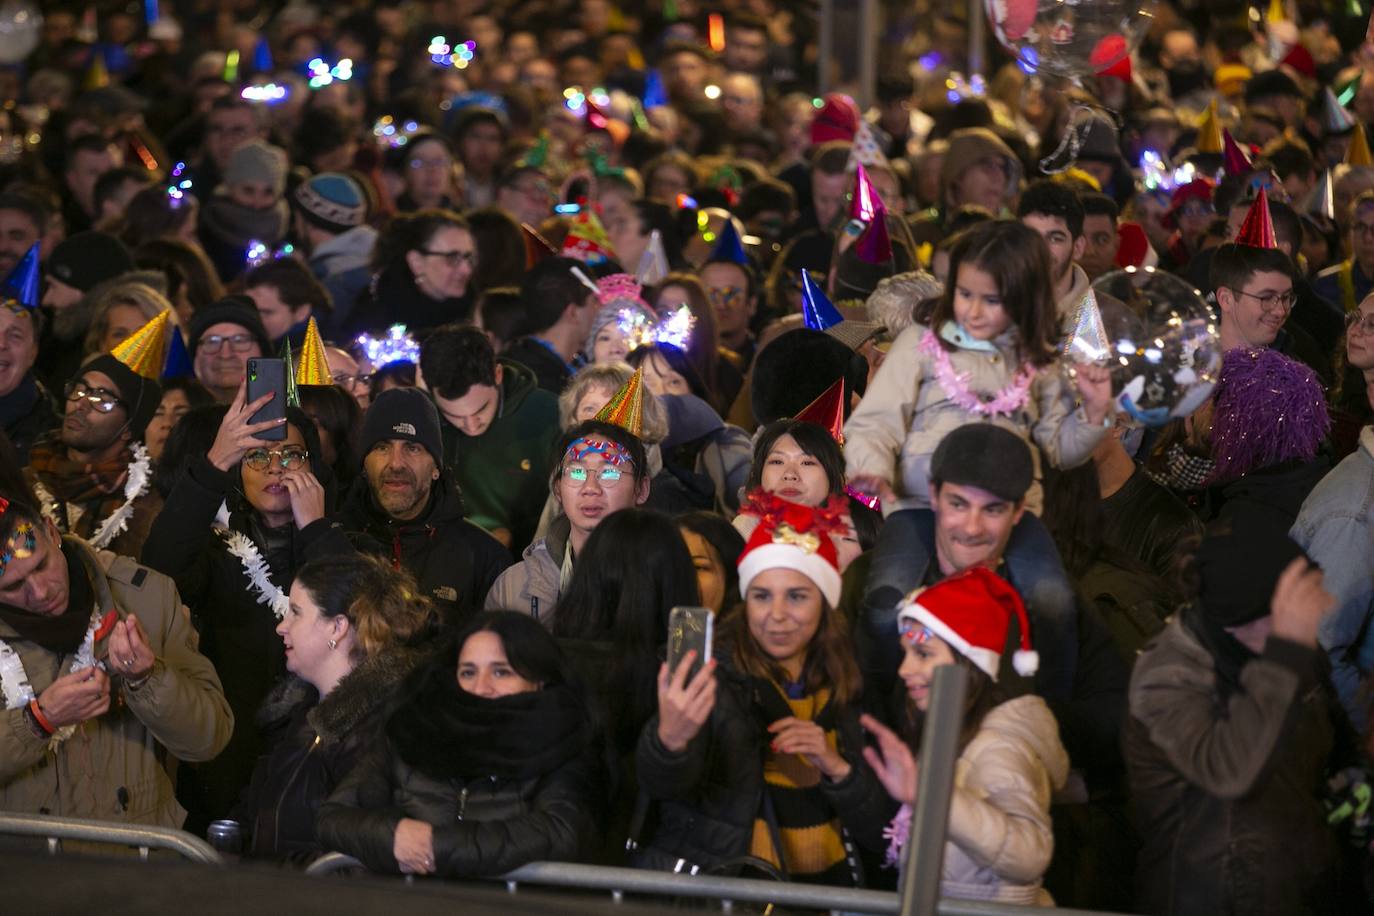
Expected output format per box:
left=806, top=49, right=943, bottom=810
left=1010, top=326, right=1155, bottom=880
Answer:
left=659, top=393, right=752, bottom=516
left=337, top=476, right=511, bottom=625
left=238, top=645, right=426, bottom=860
left=307, top=225, right=378, bottom=338
left=441, top=359, right=560, bottom=553
left=485, top=515, right=568, bottom=620
left=0, top=538, right=233, bottom=827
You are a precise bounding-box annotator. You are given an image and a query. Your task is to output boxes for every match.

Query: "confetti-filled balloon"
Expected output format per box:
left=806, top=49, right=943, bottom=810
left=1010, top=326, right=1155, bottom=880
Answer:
left=985, top=0, right=1154, bottom=83
left=1092, top=267, right=1221, bottom=427
left=0, top=0, right=42, bottom=66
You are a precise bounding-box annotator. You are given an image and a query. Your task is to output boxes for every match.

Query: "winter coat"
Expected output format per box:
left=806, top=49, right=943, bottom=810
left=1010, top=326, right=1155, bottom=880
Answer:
left=0, top=375, right=58, bottom=464
left=1292, top=426, right=1374, bottom=731
left=307, top=225, right=378, bottom=338
left=336, top=476, right=511, bottom=626
left=503, top=336, right=574, bottom=395
left=933, top=695, right=1069, bottom=906
left=1100, top=467, right=1202, bottom=582
left=140, top=454, right=356, bottom=823
left=197, top=196, right=290, bottom=283
left=634, top=664, right=895, bottom=879
left=346, top=266, right=472, bottom=336
left=1208, top=457, right=1329, bottom=528
left=659, top=393, right=752, bottom=516
left=441, top=359, right=560, bottom=554
left=1124, top=615, right=1342, bottom=916
left=843, top=321, right=1109, bottom=516
left=0, top=538, right=233, bottom=826
left=316, top=661, right=604, bottom=877
left=485, top=515, right=567, bottom=620
left=238, top=646, right=425, bottom=860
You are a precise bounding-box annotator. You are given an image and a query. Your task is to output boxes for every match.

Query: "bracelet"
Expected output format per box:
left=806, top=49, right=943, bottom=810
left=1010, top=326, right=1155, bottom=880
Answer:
left=27, top=699, right=55, bottom=736
left=125, top=666, right=154, bottom=692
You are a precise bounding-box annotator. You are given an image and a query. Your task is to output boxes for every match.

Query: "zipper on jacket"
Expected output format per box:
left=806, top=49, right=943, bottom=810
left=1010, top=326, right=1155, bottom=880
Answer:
left=272, top=735, right=321, bottom=853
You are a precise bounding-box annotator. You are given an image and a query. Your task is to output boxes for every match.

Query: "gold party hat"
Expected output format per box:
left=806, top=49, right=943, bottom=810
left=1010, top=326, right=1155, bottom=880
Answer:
left=111, top=309, right=171, bottom=379
left=1196, top=99, right=1224, bottom=155
left=1265, top=0, right=1287, bottom=23
left=295, top=317, right=333, bottom=386
left=594, top=367, right=644, bottom=437
left=1346, top=123, right=1373, bottom=168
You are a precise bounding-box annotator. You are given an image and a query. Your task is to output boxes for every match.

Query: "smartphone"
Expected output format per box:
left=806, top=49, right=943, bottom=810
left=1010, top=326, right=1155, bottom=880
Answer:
left=667, top=606, right=714, bottom=682
left=245, top=357, right=287, bottom=441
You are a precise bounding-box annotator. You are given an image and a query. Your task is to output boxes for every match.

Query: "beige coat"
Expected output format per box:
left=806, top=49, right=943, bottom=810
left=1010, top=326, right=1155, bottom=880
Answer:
left=0, top=537, right=233, bottom=827
left=843, top=322, right=1108, bottom=515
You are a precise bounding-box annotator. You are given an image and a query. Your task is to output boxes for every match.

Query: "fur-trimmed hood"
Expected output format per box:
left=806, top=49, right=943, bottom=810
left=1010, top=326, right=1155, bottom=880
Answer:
left=257, top=645, right=428, bottom=745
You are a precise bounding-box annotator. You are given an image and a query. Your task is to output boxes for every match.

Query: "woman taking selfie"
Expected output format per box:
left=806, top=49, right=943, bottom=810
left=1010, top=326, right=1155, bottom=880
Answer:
left=317, top=611, right=603, bottom=877
left=634, top=495, right=891, bottom=885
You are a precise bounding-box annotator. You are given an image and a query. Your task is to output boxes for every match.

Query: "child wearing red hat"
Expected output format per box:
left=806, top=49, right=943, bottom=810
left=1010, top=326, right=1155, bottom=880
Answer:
left=861, top=567, right=1069, bottom=905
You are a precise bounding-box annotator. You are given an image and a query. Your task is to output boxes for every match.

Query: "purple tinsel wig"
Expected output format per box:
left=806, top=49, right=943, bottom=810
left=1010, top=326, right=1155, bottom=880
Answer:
left=1208, top=347, right=1330, bottom=484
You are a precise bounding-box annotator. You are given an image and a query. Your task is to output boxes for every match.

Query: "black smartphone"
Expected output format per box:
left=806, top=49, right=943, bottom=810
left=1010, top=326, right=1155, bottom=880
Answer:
left=667, top=605, right=714, bottom=682
left=245, top=357, right=287, bottom=441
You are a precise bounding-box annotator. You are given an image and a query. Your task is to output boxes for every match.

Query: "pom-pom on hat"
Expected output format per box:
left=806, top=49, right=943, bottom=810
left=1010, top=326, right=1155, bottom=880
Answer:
left=897, top=566, right=1038, bottom=680
left=736, top=490, right=847, bottom=607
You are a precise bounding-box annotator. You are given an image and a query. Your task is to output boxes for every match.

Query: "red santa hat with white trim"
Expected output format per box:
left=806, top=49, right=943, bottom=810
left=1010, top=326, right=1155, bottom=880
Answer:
left=736, top=490, right=846, bottom=607
left=896, top=567, right=1039, bottom=679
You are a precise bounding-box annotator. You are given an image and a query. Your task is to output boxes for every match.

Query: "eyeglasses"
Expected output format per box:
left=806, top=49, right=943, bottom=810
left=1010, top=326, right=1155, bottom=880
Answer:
left=63, top=381, right=124, bottom=414
left=199, top=334, right=258, bottom=355
left=332, top=371, right=375, bottom=387
left=243, top=447, right=310, bottom=470
left=420, top=249, right=478, bottom=268
left=560, top=465, right=627, bottom=488
left=707, top=286, right=745, bottom=306
left=1229, top=287, right=1296, bottom=311
left=1346, top=311, right=1374, bottom=336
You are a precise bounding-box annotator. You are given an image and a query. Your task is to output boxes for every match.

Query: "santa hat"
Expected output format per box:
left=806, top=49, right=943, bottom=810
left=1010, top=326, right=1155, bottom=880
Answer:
left=810, top=94, right=860, bottom=145
left=1114, top=221, right=1158, bottom=269
left=896, top=567, right=1038, bottom=680
left=736, top=490, right=847, bottom=607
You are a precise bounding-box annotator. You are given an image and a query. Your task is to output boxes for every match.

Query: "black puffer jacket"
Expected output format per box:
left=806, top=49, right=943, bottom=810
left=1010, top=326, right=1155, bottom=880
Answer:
left=346, top=266, right=472, bottom=336
left=336, top=476, right=512, bottom=626
left=238, top=646, right=426, bottom=861
left=141, top=443, right=355, bottom=827
left=633, top=663, right=895, bottom=880
left=317, top=654, right=604, bottom=877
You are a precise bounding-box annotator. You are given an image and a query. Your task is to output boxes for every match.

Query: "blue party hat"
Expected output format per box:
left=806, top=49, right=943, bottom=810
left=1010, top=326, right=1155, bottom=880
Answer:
left=643, top=68, right=667, bottom=109
left=709, top=218, right=748, bottom=265
left=3, top=244, right=40, bottom=308
left=162, top=326, right=193, bottom=378
left=253, top=36, right=274, bottom=74
left=801, top=270, right=843, bottom=331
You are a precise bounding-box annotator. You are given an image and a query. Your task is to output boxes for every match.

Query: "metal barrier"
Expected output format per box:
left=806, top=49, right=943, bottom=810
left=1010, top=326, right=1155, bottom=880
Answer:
left=0, top=812, right=223, bottom=865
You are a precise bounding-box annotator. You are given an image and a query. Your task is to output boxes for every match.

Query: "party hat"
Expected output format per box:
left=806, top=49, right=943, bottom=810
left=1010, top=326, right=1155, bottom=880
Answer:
left=1319, top=87, right=1356, bottom=135
left=854, top=207, right=893, bottom=264
left=111, top=310, right=172, bottom=379
left=593, top=366, right=644, bottom=437
left=295, top=317, right=333, bottom=386
left=1265, top=0, right=1287, bottom=24
left=793, top=378, right=846, bottom=445
left=1346, top=123, right=1373, bottom=168
left=708, top=218, right=748, bottom=266
left=1234, top=188, right=1278, bottom=249
left=521, top=222, right=556, bottom=269
left=83, top=51, right=110, bottom=90
left=2, top=244, right=40, bottom=308
left=253, top=36, right=274, bottom=74
left=281, top=339, right=300, bottom=408
left=562, top=206, right=616, bottom=265
left=1062, top=288, right=1110, bottom=363
left=1090, top=33, right=1132, bottom=82
left=162, top=326, right=193, bottom=378
left=846, top=119, right=891, bottom=171
left=635, top=229, right=671, bottom=286
left=1304, top=169, right=1335, bottom=222
left=643, top=68, right=667, bottom=109
left=1222, top=130, right=1252, bottom=176
left=801, top=271, right=844, bottom=331
left=1196, top=99, right=1223, bottom=155
left=848, top=163, right=879, bottom=224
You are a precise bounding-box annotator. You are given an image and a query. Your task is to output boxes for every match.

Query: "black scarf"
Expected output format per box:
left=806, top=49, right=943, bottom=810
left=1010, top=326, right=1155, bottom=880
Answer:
left=387, top=657, right=587, bottom=782
left=0, top=373, right=39, bottom=430
left=0, top=541, right=96, bottom=653
left=1182, top=601, right=1255, bottom=698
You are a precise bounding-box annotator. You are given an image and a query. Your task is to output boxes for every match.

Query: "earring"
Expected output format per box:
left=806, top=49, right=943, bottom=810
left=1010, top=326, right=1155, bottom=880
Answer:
left=327, top=639, right=337, bottom=650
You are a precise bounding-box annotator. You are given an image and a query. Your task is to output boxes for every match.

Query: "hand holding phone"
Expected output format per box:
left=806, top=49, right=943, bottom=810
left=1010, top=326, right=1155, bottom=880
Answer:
left=245, top=358, right=288, bottom=442
left=667, top=606, right=714, bottom=682
left=207, top=378, right=289, bottom=471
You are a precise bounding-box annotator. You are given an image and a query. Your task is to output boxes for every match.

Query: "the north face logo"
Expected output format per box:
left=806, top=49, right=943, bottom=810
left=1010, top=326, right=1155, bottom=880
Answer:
left=392, top=422, right=417, bottom=436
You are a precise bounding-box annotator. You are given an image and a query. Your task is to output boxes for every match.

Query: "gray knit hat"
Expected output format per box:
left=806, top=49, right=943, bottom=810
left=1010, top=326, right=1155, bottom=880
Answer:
left=224, top=141, right=289, bottom=196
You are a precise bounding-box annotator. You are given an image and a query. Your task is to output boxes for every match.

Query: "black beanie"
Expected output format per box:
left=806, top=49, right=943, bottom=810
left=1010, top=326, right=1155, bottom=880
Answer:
left=1197, top=506, right=1307, bottom=628
left=80, top=354, right=162, bottom=441
left=929, top=423, right=1034, bottom=504
left=188, top=296, right=272, bottom=358
left=47, top=231, right=135, bottom=293
left=359, top=388, right=444, bottom=467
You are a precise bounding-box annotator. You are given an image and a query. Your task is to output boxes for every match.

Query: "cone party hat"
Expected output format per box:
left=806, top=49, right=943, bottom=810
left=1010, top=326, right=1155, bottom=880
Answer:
left=708, top=218, right=748, bottom=265
left=793, top=378, right=846, bottom=445
left=1305, top=169, right=1335, bottom=222
left=111, top=310, right=172, bottom=379
left=848, top=163, right=879, bottom=224
left=635, top=229, right=671, bottom=286
left=801, top=270, right=844, bottom=331
left=593, top=367, right=645, bottom=437
left=1346, top=123, right=1373, bottom=168
left=1222, top=130, right=1252, bottom=176
left=282, top=339, right=300, bottom=407
left=562, top=206, right=616, bottom=265
left=295, top=317, right=333, bottom=386
left=163, top=326, right=193, bottom=378
left=2, top=243, right=40, bottom=308
left=1234, top=188, right=1278, bottom=249
left=522, top=222, right=557, bottom=269
left=1196, top=99, right=1223, bottom=155
left=854, top=206, right=894, bottom=264
left=1319, top=87, right=1356, bottom=135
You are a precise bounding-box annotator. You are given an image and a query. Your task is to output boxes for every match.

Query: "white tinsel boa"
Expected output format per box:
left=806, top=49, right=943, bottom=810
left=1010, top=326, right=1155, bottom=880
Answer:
left=0, top=606, right=105, bottom=749
left=88, top=443, right=152, bottom=550
left=221, top=530, right=290, bottom=619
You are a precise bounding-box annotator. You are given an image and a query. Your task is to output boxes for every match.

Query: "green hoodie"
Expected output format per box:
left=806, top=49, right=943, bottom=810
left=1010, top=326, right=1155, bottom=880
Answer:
left=441, top=358, right=560, bottom=553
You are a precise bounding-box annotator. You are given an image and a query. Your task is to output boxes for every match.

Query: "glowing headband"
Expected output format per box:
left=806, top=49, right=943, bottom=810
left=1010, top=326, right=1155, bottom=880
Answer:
left=565, top=437, right=632, bottom=467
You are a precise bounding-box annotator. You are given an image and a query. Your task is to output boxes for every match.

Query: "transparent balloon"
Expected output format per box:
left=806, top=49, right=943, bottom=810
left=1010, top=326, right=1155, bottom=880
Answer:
left=1091, top=267, right=1221, bottom=427
left=0, top=0, right=41, bottom=67
left=985, top=0, right=1155, bottom=83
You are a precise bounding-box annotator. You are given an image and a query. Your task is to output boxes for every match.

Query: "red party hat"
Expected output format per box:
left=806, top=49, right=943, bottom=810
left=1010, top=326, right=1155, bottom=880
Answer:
left=1234, top=188, right=1277, bottom=249
left=793, top=378, right=846, bottom=444
left=1222, top=129, right=1253, bottom=177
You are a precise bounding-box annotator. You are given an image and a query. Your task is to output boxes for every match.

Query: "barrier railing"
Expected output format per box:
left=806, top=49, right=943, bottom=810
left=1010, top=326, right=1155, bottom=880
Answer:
left=0, top=811, right=223, bottom=865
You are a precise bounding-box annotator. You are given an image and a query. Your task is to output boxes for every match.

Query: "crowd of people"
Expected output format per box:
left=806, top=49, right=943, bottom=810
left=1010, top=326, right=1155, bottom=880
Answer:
left=1, top=0, right=1374, bottom=912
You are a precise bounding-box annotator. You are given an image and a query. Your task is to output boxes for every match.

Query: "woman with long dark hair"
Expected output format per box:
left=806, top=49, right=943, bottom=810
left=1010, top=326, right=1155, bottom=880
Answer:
left=317, top=611, right=604, bottom=877
left=347, top=209, right=476, bottom=333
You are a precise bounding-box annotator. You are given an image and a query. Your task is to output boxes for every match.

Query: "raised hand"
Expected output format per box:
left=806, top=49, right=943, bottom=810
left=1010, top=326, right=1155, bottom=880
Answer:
left=281, top=469, right=326, bottom=530
left=107, top=613, right=155, bottom=681
left=1270, top=556, right=1335, bottom=649
left=860, top=713, right=919, bottom=804
left=1073, top=363, right=1115, bottom=425
left=655, top=651, right=717, bottom=754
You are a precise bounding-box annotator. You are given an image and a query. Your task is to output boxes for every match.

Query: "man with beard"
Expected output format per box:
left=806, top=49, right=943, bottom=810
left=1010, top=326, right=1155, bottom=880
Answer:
left=35, top=231, right=136, bottom=392
left=0, top=301, right=57, bottom=463
left=337, top=387, right=511, bottom=626
left=25, top=354, right=162, bottom=558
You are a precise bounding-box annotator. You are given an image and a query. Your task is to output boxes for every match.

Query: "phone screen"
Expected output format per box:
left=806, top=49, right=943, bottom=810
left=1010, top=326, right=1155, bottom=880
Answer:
left=667, top=606, right=714, bottom=682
